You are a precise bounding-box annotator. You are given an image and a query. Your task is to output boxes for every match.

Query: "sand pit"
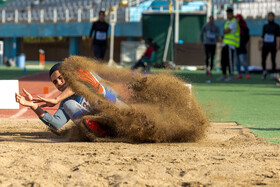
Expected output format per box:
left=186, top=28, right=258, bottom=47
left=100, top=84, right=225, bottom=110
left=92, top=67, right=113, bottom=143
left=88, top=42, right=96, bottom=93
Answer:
left=0, top=118, right=279, bottom=186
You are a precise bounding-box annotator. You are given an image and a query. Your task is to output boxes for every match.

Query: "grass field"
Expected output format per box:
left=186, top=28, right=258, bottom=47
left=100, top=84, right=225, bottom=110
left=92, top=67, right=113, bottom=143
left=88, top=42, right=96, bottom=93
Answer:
left=0, top=62, right=55, bottom=80
left=173, top=70, right=280, bottom=144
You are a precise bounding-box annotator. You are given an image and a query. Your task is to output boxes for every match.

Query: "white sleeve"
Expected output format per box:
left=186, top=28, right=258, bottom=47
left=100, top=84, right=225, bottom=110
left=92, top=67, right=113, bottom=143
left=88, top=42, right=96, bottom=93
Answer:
left=229, top=21, right=237, bottom=33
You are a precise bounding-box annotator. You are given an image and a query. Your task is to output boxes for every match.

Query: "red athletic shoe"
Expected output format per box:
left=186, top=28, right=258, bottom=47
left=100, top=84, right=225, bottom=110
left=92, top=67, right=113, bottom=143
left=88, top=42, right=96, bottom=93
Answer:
left=246, top=74, right=251, bottom=79
left=236, top=74, right=243, bottom=79
left=83, top=119, right=106, bottom=137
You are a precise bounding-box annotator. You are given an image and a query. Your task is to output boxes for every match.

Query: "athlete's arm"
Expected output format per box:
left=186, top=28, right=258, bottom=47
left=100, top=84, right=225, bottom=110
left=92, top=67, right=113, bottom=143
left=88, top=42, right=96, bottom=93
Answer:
left=40, top=106, right=70, bottom=130
left=198, top=25, right=206, bottom=42
left=223, top=28, right=231, bottom=34
left=15, top=89, right=45, bottom=118
left=224, top=21, right=237, bottom=34
left=33, top=87, right=74, bottom=107
left=259, top=38, right=263, bottom=51
left=277, top=37, right=280, bottom=50
left=89, top=22, right=95, bottom=37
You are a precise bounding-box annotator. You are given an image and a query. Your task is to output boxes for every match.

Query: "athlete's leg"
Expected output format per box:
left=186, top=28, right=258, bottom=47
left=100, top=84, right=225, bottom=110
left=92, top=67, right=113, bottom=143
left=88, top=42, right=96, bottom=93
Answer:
left=63, top=99, right=107, bottom=137
left=100, top=44, right=107, bottom=60
left=239, top=53, right=249, bottom=75
left=221, top=45, right=229, bottom=76
left=76, top=68, right=129, bottom=108
left=204, top=44, right=210, bottom=70
left=131, top=59, right=145, bottom=70
left=262, top=47, right=269, bottom=72
left=93, top=44, right=102, bottom=59
left=210, top=44, right=216, bottom=71
left=236, top=53, right=241, bottom=75
left=63, top=99, right=91, bottom=121
left=228, top=47, right=234, bottom=76
left=270, top=47, right=277, bottom=73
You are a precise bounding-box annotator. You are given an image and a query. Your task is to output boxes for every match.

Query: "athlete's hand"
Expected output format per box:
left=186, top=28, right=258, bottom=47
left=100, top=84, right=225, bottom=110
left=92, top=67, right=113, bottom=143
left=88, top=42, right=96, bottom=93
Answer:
left=259, top=44, right=263, bottom=51
left=22, top=88, right=33, bottom=101
left=88, top=40, right=92, bottom=48
left=15, top=91, right=35, bottom=108
left=33, top=96, right=58, bottom=108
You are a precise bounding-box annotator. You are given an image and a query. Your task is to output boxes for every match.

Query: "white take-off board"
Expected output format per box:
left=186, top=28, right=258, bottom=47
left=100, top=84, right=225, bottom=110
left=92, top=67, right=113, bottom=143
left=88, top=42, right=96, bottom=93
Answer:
left=0, top=80, right=19, bottom=109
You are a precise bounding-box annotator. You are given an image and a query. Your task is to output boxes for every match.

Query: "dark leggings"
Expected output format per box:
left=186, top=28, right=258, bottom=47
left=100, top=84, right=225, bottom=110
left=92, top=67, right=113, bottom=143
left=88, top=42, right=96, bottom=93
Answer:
left=262, top=46, right=277, bottom=73
left=204, top=44, right=216, bottom=70
left=93, top=43, right=107, bottom=60
left=221, top=45, right=234, bottom=76
left=132, top=58, right=150, bottom=72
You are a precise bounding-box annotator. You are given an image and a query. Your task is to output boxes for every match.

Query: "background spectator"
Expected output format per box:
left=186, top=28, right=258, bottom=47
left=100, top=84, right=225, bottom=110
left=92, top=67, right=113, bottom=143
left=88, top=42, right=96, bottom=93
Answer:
left=217, top=8, right=240, bottom=82
left=235, top=14, right=250, bottom=79
left=89, top=10, right=109, bottom=60
left=199, top=15, right=220, bottom=76
left=259, top=12, right=280, bottom=80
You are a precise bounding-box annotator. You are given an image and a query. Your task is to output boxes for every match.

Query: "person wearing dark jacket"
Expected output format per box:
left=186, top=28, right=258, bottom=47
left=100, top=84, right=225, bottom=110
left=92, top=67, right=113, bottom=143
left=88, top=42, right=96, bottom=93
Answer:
left=235, top=14, right=250, bottom=79
left=259, top=12, right=280, bottom=80
left=89, top=10, right=109, bottom=60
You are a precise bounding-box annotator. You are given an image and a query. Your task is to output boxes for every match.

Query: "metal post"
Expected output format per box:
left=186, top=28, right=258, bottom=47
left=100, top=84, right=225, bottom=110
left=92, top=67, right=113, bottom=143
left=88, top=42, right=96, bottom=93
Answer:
left=40, top=9, right=44, bottom=23
left=2, top=10, right=5, bottom=23
left=15, top=9, right=18, bottom=23
left=89, top=8, right=93, bottom=21
left=163, top=0, right=173, bottom=62
left=53, top=8, right=57, bottom=23
left=137, top=0, right=140, bottom=19
left=207, top=0, right=212, bottom=18
left=108, top=6, right=117, bottom=66
left=65, top=9, right=69, bottom=22
left=125, top=7, right=129, bottom=22
left=174, top=0, right=179, bottom=43
left=127, top=0, right=131, bottom=22
left=163, top=13, right=173, bottom=62
left=28, top=9, right=31, bottom=23
left=77, top=8, right=81, bottom=22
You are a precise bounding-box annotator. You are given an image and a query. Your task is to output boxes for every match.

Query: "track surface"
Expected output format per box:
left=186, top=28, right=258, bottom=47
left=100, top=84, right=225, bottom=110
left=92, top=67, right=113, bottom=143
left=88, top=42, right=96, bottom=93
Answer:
left=0, top=72, right=60, bottom=119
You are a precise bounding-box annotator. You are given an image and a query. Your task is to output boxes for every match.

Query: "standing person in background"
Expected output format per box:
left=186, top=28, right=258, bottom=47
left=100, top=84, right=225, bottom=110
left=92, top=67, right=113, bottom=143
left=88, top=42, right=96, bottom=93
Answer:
left=89, top=10, right=109, bottom=60
left=217, top=8, right=240, bottom=82
left=259, top=12, right=280, bottom=80
left=235, top=14, right=250, bottom=79
left=199, top=15, right=220, bottom=76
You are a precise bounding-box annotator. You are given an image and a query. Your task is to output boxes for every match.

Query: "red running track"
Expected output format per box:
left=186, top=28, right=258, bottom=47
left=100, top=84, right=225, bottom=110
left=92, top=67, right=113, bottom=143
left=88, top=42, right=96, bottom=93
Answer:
left=0, top=72, right=60, bottom=119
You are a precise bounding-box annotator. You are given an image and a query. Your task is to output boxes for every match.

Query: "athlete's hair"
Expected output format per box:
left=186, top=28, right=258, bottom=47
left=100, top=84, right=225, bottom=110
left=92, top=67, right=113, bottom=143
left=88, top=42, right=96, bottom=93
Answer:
left=49, top=63, right=62, bottom=78
left=226, top=7, right=233, bottom=13
left=268, top=12, right=275, bottom=18
left=99, top=10, right=105, bottom=15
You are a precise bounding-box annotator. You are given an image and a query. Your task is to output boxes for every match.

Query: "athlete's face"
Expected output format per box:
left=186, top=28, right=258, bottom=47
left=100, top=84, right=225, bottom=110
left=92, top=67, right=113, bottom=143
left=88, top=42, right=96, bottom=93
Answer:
left=236, top=17, right=240, bottom=23
left=209, top=16, right=214, bottom=24
left=50, top=70, right=67, bottom=92
left=268, top=14, right=274, bottom=22
left=227, top=12, right=233, bottom=20
left=99, top=12, right=105, bottom=22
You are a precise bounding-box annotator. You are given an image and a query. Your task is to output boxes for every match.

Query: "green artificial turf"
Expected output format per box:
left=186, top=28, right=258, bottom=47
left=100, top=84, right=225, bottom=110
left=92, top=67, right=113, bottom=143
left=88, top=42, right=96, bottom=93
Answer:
left=169, top=70, right=280, bottom=144
left=0, top=62, right=57, bottom=80
left=0, top=67, right=47, bottom=80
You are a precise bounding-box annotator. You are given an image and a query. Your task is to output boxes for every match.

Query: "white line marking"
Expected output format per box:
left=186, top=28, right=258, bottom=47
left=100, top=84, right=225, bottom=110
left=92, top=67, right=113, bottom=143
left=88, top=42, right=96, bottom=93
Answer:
left=10, top=89, right=58, bottom=119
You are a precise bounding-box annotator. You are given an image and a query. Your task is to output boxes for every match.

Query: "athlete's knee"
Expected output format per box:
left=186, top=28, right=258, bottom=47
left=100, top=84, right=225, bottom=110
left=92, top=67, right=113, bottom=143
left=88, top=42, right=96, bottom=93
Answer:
left=63, top=99, right=89, bottom=121
left=63, top=99, right=78, bottom=112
